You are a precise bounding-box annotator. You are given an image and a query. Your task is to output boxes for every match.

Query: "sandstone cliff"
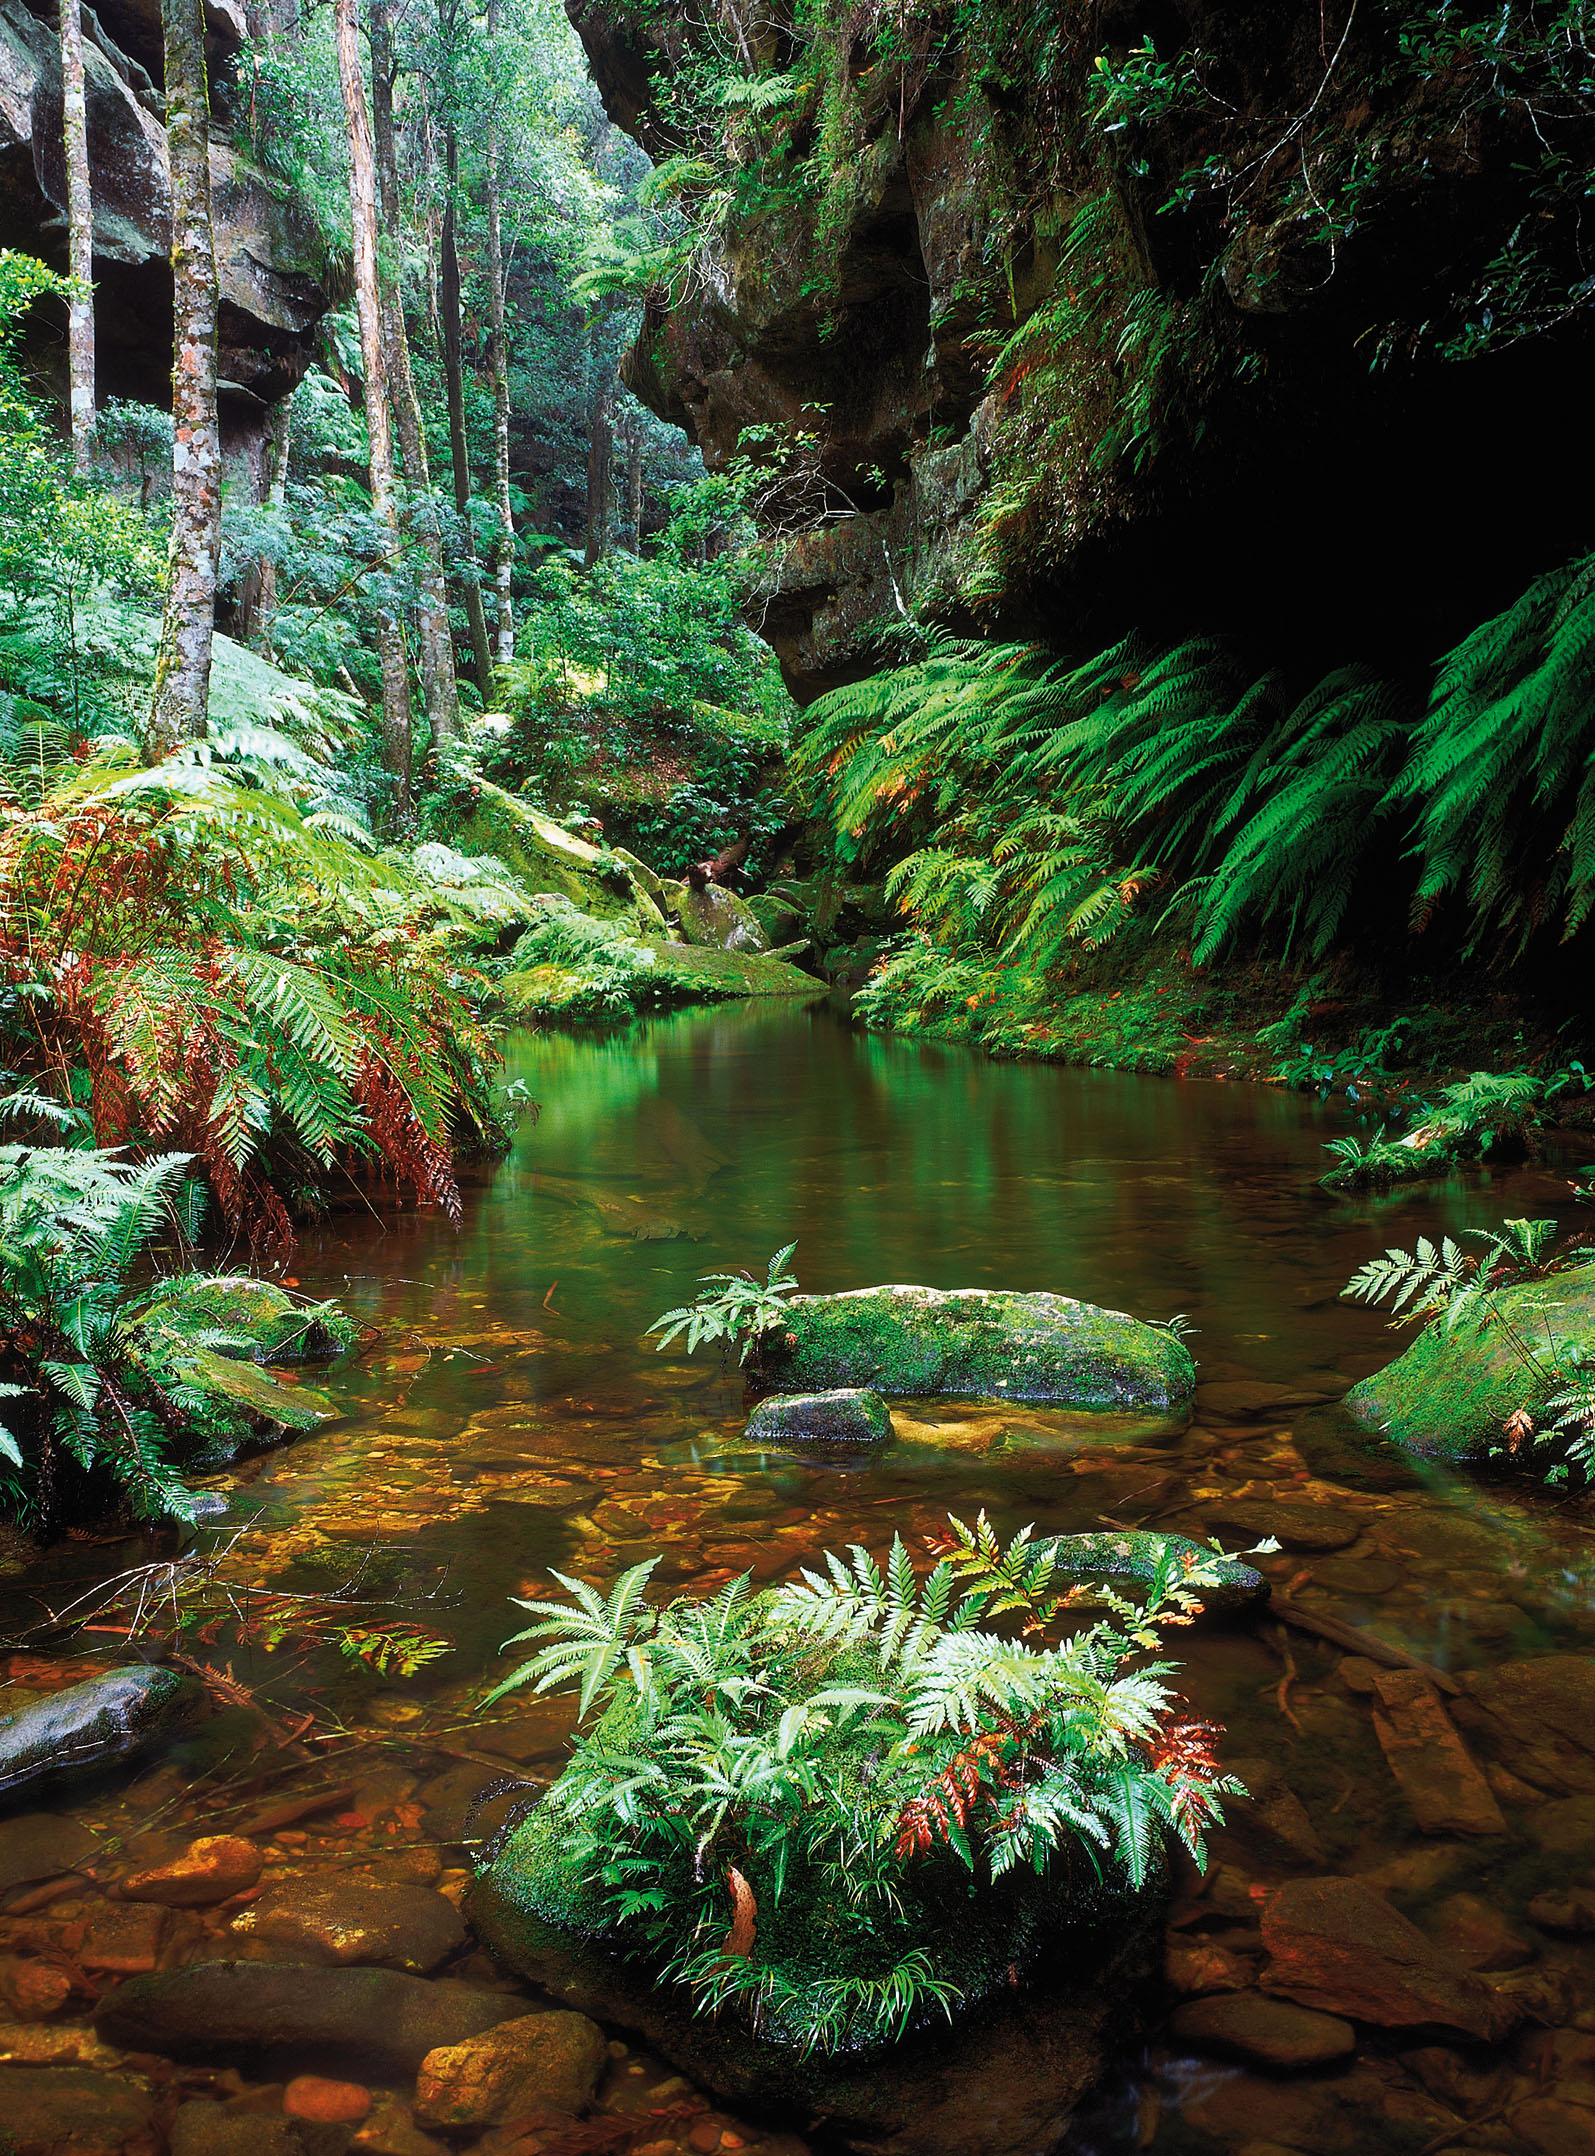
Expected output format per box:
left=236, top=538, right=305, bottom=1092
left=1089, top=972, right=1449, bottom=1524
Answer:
left=0, top=0, right=329, bottom=456
left=569, top=1, right=1595, bottom=698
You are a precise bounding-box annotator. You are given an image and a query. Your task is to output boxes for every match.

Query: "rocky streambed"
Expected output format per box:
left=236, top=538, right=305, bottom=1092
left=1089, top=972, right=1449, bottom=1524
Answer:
left=3, top=1007, right=1595, bottom=2156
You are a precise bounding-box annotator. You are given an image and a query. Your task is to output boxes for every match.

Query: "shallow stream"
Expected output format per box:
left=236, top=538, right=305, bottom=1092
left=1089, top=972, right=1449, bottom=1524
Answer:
left=5, top=1001, right=1594, bottom=2155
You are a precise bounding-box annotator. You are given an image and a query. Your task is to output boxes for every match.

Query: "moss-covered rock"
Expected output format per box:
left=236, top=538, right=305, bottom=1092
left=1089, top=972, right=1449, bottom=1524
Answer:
left=757, top=1286, right=1195, bottom=1414
left=647, top=941, right=822, bottom=997
left=671, top=881, right=771, bottom=952
left=137, top=1277, right=351, bottom=1365
left=1044, top=1531, right=1267, bottom=1613
left=1344, top=1260, right=1595, bottom=1463
left=451, top=782, right=649, bottom=923
left=467, top=1775, right=1161, bottom=2156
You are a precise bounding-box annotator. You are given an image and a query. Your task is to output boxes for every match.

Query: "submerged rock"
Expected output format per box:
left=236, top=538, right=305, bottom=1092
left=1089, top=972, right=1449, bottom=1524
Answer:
left=1258, top=1877, right=1519, bottom=2040
left=0, top=2064, right=156, bottom=2156
left=1344, top=1260, right=1595, bottom=1462
left=1170, top=1991, right=1355, bottom=2068
left=413, top=2010, right=606, bottom=2126
left=0, top=1812, right=99, bottom=1893
left=744, top=1387, right=892, bottom=1447
left=756, top=1285, right=1196, bottom=1413
left=94, top=1962, right=528, bottom=2069
left=229, top=1877, right=467, bottom=1973
left=122, top=1835, right=262, bottom=1907
left=0, top=1667, right=201, bottom=1808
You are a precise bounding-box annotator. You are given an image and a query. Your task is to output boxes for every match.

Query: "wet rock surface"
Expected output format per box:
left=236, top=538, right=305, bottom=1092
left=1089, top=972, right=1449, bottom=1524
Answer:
left=0, top=1668, right=201, bottom=1806
left=122, top=1836, right=263, bottom=1908
left=1259, top=1877, right=1519, bottom=2040
left=229, top=1879, right=467, bottom=1972
left=744, top=1387, right=893, bottom=1447
left=94, top=1962, right=528, bottom=2069
left=1171, top=1990, right=1356, bottom=2067
left=413, top=2007, right=606, bottom=2124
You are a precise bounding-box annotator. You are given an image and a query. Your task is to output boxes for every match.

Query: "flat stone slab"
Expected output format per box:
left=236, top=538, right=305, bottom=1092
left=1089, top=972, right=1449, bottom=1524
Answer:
left=757, top=1285, right=1196, bottom=1414
left=1259, top=1878, right=1518, bottom=2040
left=744, top=1388, right=892, bottom=1446
left=1171, top=1992, right=1355, bottom=2068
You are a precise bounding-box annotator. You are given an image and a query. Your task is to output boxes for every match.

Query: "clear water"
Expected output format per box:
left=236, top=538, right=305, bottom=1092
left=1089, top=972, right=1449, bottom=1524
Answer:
left=13, top=1001, right=1595, bottom=2150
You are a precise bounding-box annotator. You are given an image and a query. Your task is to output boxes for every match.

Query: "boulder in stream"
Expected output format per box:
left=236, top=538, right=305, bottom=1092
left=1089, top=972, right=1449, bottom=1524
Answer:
left=755, top=1285, right=1196, bottom=1414
left=0, top=1666, right=202, bottom=1808
left=1344, top=1259, right=1595, bottom=1462
left=668, top=880, right=770, bottom=953
left=744, top=1387, right=892, bottom=1447
left=468, top=1816, right=1163, bottom=2156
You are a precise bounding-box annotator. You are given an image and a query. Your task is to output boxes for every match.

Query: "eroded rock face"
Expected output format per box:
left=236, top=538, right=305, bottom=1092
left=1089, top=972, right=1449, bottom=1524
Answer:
left=569, top=3, right=1595, bottom=698
left=756, top=1284, right=1196, bottom=1414
left=0, top=0, right=328, bottom=431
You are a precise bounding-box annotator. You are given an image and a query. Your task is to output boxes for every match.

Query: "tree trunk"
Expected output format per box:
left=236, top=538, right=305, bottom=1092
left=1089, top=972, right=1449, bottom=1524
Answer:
left=626, top=424, right=643, bottom=553
left=369, top=0, right=458, bottom=745
left=439, top=116, right=494, bottom=699
left=484, top=0, right=514, bottom=663
left=148, top=0, right=220, bottom=757
left=59, top=0, right=95, bottom=472
left=583, top=387, right=610, bottom=570
left=333, top=0, right=412, bottom=817
left=255, top=393, right=291, bottom=656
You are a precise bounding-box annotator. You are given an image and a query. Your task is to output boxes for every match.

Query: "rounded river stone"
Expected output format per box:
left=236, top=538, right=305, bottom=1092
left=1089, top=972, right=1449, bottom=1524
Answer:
left=744, top=1388, right=893, bottom=1446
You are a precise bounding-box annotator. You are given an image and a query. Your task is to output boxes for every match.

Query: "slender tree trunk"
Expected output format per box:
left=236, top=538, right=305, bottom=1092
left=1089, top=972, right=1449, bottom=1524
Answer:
left=255, top=393, right=291, bottom=655
left=370, top=0, right=458, bottom=744
left=440, top=116, right=495, bottom=699
left=626, top=424, right=643, bottom=553
left=149, top=0, right=221, bottom=756
left=484, top=0, right=514, bottom=663
left=59, top=0, right=95, bottom=472
left=583, top=377, right=610, bottom=570
left=333, top=0, right=412, bottom=816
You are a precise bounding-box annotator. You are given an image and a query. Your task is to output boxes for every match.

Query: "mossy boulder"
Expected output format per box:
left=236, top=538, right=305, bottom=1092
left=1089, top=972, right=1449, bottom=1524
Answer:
left=137, top=1277, right=350, bottom=1365
left=757, top=1286, right=1195, bottom=1414
left=451, top=782, right=650, bottom=924
left=1344, top=1260, right=1595, bottom=1463
left=668, top=881, right=770, bottom=952
left=648, top=941, right=821, bottom=997
left=468, top=1762, right=1161, bottom=2156
left=745, top=1387, right=893, bottom=1447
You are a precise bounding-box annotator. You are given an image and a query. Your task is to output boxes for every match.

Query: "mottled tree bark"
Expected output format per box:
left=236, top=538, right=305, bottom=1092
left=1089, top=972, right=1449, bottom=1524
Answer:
left=439, top=113, right=495, bottom=700
left=333, top=0, right=412, bottom=815
left=370, top=0, right=458, bottom=744
left=148, top=0, right=220, bottom=757
left=484, top=0, right=514, bottom=662
left=59, top=0, right=95, bottom=472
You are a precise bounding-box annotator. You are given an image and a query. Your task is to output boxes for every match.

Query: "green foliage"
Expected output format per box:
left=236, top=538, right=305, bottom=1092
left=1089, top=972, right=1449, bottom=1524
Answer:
left=1343, top=1218, right=1579, bottom=1330
left=499, top=898, right=729, bottom=1022
left=800, top=552, right=1595, bottom=1010
left=481, top=1513, right=1238, bottom=2051
left=0, top=1146, right=350, bottom=1527
left=0, top=735, right=509, bottom=1251
left=647, top=1242, right=799, bottom=1362
left=1319, top=1069, right=1556, bottom=1188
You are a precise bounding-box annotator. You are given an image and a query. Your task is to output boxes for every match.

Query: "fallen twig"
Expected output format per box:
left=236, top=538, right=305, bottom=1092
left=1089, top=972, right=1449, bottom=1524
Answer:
left=1267, top=1595, right=1461, bottom=1694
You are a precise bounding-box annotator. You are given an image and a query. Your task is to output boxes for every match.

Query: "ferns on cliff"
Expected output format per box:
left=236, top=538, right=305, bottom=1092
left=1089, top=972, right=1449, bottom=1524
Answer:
left=798, top=551, right=1595, bottom=978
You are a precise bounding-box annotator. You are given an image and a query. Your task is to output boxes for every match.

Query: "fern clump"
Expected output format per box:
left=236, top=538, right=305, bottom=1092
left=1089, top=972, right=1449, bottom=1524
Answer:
left=474, top=1514, right=1241, bottom=2056
left=0, top=1145, right=352, bottom=1526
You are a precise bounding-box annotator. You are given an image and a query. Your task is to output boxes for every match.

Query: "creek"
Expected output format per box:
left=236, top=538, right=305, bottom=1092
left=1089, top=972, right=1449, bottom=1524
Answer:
left=4, top=1000, right=1594, bottom=2155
